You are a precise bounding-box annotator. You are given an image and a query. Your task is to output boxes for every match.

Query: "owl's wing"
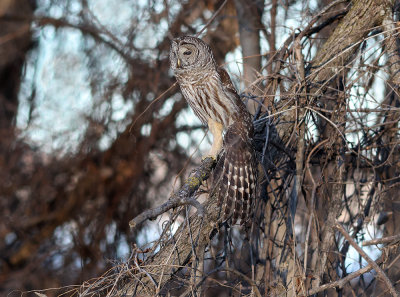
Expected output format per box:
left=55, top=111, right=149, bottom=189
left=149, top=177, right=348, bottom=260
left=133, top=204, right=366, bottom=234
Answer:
left=213, top=121, right=257, bottom=225
left=213, top=67, right=257, bottom=225
left=217, top=67, right=239, bottom=97
left=217, top=66, right=250, bottom=114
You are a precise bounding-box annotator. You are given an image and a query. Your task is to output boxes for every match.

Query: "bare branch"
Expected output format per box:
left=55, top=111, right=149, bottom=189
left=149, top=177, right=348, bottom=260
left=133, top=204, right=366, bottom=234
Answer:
left=363, top=234, right=400, bottom=247
left=129, top=157, right=216, bottom=229
left=307, top=262, right=376, bottom=295
left=335, top=222, right=399, bottom=297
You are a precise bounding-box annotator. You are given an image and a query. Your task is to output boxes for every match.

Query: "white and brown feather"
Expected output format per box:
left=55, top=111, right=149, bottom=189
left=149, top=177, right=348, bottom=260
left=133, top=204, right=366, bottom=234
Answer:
left=170, top=36, right=257, bottom=224
left=214, top=122, right=257, bottom=223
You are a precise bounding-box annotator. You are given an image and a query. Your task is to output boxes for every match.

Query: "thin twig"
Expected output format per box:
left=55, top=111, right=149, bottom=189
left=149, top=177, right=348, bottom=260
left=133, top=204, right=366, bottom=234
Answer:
left=307, top=262, right=375, bottom=295
left=363, top=234, right=400, bottom=247
left=196, top=0, right=228, bottom=37
left=335, top=222, right=399, bottom=297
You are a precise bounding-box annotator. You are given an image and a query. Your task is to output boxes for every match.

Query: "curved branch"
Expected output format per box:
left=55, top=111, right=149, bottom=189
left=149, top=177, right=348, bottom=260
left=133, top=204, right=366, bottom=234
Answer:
left=129, top=157, right=216, bottom=229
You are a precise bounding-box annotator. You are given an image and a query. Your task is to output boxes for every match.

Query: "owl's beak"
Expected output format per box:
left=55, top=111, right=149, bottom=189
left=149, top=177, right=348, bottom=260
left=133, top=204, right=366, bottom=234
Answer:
left=177, top=58, right=181, bottom=68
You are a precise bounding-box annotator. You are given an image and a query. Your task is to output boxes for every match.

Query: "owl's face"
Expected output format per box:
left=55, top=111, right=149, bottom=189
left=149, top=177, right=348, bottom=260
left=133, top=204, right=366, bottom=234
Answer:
left=170, top=36, right=215, bottom=72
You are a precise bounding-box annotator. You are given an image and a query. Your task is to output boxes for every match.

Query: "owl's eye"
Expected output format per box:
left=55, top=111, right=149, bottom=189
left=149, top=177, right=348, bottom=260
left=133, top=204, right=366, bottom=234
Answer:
left=183, top=50, right=192, bottom=55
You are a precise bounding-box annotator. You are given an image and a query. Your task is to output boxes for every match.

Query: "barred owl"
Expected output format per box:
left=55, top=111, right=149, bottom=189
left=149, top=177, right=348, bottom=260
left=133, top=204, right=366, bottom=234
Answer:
left=170, top=36, right=257, bottom=224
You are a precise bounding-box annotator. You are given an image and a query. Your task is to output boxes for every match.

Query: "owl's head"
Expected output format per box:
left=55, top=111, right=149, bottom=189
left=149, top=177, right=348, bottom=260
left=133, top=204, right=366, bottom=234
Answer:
left=170, top=36, right=216, bottom=72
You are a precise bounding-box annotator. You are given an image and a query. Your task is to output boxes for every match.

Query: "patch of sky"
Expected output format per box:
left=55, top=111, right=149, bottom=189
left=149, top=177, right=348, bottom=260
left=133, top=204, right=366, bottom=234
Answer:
left=17, top=50, right=38, bottom=131
left=175, top=131, right=190, bottom=150
left=54, top=222, right=76, bottom=249
left=176, top=105, right=202, bottom=128
left=99, top=133, right=113, bottom=151
left=18, top=0, right=217, bottom=154
left=132, top=22, right=169, bottom=60
left=346, top=38, right=387, bottom=146
left=259, top=0, right=319, bottom=76
left=105, top=222, right=117, bottom=244
left=18, top=26, right=94, bottom=153
left=131, top=0, right=178, bottom=60
left=111, top=92, right=133, bottom=122
left=157, top=97, right=175, bottom=118
left=94, top=93, right=133, bottom=151
left=306, top=112, right=319, bottom=143
left=51, top=222, right=76, bottom=269
left=35, top=0, right=83, bottom=26
left=136, top=218, right=180, bottom=252
left=85, top=45, right=129, bottom=83
left=5, top=232, right=17, bottom=246
left=18, top=1, right=137, bottom=153
left=92, top=100, right=111, bottom=123
left=225, top=48, right=244, bottom=90
left=301, top=34, right=317, bottom=65
left=141, top=123, right=152, bottom=137
left=190, top=18, right=208, bottom=35
left=88, top=0, right=134, bottom=36
left=36, top=0, right=64, bottom=19
left=176, top=105, right=208, bottom=155
left=116, top=235, right=130, bottom=260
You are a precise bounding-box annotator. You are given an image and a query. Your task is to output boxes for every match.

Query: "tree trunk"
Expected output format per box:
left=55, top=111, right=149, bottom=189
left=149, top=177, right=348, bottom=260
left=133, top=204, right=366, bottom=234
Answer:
left=234, top=0, right=264, bottom=114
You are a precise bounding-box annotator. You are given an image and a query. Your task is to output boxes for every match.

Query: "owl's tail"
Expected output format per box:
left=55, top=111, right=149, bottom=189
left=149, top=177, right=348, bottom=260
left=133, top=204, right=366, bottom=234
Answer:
left=213, top=124, right=258, bottom=225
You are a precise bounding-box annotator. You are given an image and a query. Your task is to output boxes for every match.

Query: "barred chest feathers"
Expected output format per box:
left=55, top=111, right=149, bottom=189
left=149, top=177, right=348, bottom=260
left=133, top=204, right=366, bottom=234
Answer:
left=175, top=69, right=238, bottom=128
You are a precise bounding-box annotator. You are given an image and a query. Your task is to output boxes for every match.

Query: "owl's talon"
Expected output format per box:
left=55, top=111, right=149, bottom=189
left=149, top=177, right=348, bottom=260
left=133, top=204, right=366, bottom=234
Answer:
left=202, top=155, right=216, bottom=161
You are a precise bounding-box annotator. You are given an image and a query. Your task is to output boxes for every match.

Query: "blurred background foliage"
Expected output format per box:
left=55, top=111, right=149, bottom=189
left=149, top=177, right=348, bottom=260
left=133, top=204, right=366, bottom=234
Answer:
left=1, top=0, right=258, bottom=292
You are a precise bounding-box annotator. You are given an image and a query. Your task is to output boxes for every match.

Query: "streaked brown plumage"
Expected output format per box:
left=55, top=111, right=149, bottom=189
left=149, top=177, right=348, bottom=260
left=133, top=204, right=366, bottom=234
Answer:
left=170, top=36, right=257, bottom=224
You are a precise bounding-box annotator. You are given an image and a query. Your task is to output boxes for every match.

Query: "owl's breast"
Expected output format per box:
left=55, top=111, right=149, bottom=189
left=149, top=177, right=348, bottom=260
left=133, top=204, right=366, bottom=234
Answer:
left=176, top=71, right=239, bottom=128
left=180, top=79, right=237, bottom=127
